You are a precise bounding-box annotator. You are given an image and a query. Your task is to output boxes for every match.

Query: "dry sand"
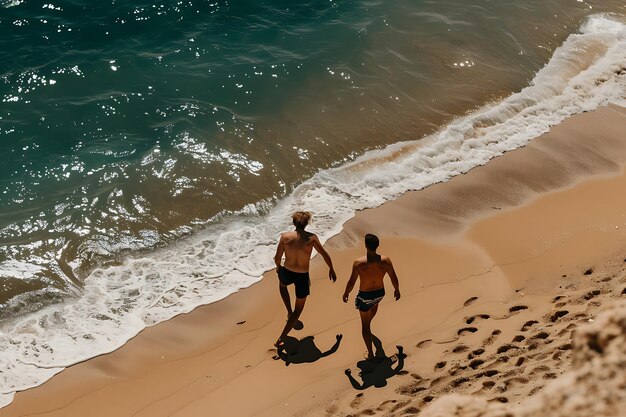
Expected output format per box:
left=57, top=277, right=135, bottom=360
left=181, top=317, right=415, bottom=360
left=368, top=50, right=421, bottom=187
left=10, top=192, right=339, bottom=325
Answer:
left=1, top=103, right=626, bottom=417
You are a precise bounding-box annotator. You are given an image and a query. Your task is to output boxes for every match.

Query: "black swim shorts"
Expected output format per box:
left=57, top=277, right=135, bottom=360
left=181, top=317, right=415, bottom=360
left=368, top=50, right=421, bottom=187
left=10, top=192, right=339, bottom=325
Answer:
left=278, top=267, right=310, bottom=298
left=355, top=288, right=385, bottom=312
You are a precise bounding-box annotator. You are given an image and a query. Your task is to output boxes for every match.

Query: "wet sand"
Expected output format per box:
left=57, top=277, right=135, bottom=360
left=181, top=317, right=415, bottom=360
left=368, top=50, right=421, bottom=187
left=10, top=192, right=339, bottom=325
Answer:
left=1, top=103, right=625, bottom=417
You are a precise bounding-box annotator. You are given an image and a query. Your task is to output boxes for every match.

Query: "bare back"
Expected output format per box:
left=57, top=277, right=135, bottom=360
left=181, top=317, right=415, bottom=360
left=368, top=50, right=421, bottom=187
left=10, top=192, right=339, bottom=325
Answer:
left=280, top=230, right=316, bottom=273
left=355, top=254, right=393, bottom=291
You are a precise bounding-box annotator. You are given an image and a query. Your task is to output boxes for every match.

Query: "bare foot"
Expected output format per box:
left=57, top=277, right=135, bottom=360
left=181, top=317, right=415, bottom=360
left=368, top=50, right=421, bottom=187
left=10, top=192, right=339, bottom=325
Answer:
left=286, top=315, right=304, bottom=331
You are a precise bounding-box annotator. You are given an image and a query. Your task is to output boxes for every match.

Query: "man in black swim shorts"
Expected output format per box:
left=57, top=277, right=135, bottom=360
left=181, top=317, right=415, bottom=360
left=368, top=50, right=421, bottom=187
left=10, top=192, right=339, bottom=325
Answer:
left=343, top=234, right=400, bottom=360
left=273, top=211, right=336, bottom=349
left=277, top=267, right=310, bottom=299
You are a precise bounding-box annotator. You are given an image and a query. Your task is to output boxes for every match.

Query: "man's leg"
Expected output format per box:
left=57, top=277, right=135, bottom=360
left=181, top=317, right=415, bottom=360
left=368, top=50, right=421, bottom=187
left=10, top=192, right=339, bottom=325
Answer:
left=277, top=297, right=307, bottom=344
left=360, top=307, right=376, bottom=359
left=279, top=281, right=293, bottom=316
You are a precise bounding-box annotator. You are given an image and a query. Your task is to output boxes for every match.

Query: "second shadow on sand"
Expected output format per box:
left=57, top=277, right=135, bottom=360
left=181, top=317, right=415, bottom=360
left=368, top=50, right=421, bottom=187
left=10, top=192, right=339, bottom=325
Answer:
left=345, top=338, right=406, bottom=389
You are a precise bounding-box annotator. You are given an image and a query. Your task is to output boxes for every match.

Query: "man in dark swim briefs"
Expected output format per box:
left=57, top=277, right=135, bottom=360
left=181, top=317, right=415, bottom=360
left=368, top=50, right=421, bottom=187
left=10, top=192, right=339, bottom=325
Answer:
left=273, top=211, right=337, bottom=349
left=342, top=234, right=400, bottom=360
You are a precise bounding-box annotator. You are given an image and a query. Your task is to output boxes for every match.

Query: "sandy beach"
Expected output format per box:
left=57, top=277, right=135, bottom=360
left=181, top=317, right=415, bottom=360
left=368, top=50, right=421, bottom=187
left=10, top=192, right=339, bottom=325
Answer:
left=2, top=103, right=626, bottom=417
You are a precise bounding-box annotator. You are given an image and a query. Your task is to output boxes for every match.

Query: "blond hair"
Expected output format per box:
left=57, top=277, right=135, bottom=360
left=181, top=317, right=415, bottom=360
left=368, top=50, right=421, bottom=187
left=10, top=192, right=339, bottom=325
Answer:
left=292, top=211, right=311, bottom=229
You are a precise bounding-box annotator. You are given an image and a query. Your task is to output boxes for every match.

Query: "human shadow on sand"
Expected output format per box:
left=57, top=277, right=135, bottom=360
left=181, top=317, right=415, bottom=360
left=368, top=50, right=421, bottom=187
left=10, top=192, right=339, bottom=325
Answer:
left=345, top=343, right=405, bottom=389
left=274, top=334, right=342, bottom=366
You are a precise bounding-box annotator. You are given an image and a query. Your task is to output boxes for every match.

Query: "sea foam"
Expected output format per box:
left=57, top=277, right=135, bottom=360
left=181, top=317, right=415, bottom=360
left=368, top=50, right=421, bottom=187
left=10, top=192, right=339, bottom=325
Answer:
left=1, top=14, right=624, bottom=407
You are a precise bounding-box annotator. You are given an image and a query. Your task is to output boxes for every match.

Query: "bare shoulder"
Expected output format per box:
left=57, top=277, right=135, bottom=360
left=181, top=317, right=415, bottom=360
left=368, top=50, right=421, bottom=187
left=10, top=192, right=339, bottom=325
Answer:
left=381, top=255, right=394, bottom=266
left=281, top=231, right=296, bottom=241
left=353, top=256, right=367, bottom=267
left=304, top=232, right=321, bottom=246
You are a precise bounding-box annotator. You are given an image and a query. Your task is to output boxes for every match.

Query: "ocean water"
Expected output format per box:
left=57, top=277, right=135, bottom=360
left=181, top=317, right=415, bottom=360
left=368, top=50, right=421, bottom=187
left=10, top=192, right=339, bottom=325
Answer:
left=1, top=0, right=625, bottom=407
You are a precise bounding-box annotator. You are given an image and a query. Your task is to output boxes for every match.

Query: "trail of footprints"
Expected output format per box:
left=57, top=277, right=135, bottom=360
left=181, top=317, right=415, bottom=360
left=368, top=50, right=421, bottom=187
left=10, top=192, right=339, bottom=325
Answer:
left=333, top=264, right=626, bottom=417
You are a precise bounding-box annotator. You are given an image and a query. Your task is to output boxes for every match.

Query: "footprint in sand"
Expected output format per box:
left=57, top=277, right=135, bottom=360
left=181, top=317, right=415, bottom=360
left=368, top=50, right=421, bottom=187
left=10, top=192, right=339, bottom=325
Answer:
left=504, top=376, right=529, bottom=390
left=463, top=296, right=479, bottom=307
left=396, top=383, right=427, bottom=395
left=467, top=350, right=482, bottom=360
left=350, top=393, right=364, bottom=409
left=530, top=365, right=550, bottom=375
left=389, top=400, right=410, bottom=413
left=429, top=376, right=445, bottom=388
left=482, top=380, right=496, bottom=389
left=550, top=310, right=568, bottom=322
left=583, top=290, right=601, bottom=300
left=531, top=331, right=550, bottom=340
left=469, top=359, right=484, bottom=369
left=497, top=343, right=519, bottom=354
left=416, top=339, right=433, bottom=348
left=376, top=399, right=398, bottom=411
left=466, top=314, right=490, bottom=324
left=512, top=335, right=525, bottom=343
left=457, top=327, right=478, bottom=336
left=521, top=320, right=538, bottom=331
left=557, top=327, right=571, bottom=338
left=452, top=344, right=469, bottom=353
left=509, top=305, right=528, bottom=314
left=483, top=329, right=501, bottom=346
left=434, top=361, right=446, bottom=371
left=483, top=370, right=499, bottom=378
left=403, top=406, right=421, bottom=415
left=515, top=357, right=525, bottom=366
left=451, top=377, right=470, bottom=387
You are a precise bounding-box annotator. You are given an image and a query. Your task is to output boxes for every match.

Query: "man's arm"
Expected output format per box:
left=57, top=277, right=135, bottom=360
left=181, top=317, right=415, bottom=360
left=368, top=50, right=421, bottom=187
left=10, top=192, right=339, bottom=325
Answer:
left=385, top=257, right=401, bottom=300
left=273, top=235, right=284, bottom=273
left=342, top=261, right=359, bottom=302
left=312, top=235, right=337, bottom=282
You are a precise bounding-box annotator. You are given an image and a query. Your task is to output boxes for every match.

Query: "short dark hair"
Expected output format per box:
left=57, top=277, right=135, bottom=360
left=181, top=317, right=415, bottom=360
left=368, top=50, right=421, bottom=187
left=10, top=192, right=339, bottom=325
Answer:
left=292, top=211, right=311, bottom=229
left=364, top=233, right=379, bottom=250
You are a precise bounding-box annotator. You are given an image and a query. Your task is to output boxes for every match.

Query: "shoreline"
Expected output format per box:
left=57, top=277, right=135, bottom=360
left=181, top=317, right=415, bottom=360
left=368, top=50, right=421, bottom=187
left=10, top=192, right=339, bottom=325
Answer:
left=2, top=103, right=626, bottom=417
left=3, top=13, right=625, bottom=402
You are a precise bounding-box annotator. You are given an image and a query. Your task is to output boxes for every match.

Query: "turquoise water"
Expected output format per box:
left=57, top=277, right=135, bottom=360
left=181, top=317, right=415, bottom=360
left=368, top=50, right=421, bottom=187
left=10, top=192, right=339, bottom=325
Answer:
left=0, top=0, right=624, bottom=407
